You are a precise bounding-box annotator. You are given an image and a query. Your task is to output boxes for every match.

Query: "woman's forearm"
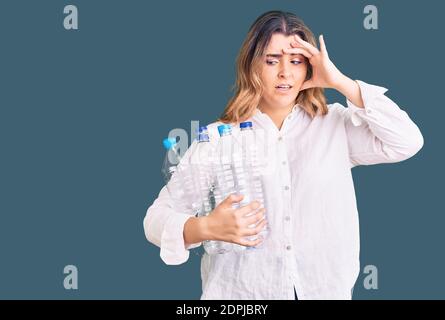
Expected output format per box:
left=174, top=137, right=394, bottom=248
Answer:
left=183, top=216, right=212, bottom=247
left=334, top=75, right=365, bottom=108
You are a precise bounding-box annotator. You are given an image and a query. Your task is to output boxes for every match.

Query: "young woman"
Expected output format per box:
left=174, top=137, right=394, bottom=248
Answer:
left=143, top=11, right=423, bottom=300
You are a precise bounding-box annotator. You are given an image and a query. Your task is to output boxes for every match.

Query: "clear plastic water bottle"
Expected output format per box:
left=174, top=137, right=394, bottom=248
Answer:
left=188, top=126, right=222, bottom=255
left=190, top=127, right=214, bottom=215
left=161, top=137, right=200, bottom=216
left=238, top=121, right=268, bottom=248
left=215, top=124, right=246, bottom=253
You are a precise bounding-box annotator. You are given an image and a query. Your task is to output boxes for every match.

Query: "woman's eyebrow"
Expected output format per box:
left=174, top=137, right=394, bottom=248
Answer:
left=265, top=53, right=303, bottom=58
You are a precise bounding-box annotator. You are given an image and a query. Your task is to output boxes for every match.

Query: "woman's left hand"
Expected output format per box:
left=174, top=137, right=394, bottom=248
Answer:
left=283, top=34, right=346, bottom=90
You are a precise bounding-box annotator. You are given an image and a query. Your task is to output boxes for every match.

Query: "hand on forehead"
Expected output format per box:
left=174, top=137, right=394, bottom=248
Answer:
left=266, top=33, right=306, bottom=57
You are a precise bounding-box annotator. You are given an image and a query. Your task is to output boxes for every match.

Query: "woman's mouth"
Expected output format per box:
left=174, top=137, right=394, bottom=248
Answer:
left=275, top=84, right=293, bottom=93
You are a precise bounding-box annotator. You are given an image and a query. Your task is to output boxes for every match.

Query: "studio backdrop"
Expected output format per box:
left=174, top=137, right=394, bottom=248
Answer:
left=0, top=0, right=440, bottom=299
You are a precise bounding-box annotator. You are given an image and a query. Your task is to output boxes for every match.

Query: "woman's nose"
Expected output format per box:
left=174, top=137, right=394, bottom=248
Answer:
left=278, top=64, right=292, bottom=79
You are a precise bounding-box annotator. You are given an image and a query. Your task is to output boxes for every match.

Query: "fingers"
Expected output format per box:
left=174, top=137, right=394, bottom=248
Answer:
left=282, top=47, right=313, bottom=59
left=238, top=235, right=264, bottom=247
left=222, top=193, right=244, bottom=208
left=293, top=34, right=319, bottom=56
left=236, top=200, right=261, bottom=217
left=300, top=79, right=314, bottom=91
left=244, top=218, right=268, bottom=237
left=244, top=208, right=266, bottom=225
left=319, top=34, right=328, bottom=57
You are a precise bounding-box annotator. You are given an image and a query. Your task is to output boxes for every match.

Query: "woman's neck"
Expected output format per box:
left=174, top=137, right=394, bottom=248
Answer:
left=258, top=103, right=294, bottom=130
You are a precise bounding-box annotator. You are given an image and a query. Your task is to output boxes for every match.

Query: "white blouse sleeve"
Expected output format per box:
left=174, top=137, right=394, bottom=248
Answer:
left=143, top=142, right=202, bottom=265
left=340, top=80, right=424, bottom=168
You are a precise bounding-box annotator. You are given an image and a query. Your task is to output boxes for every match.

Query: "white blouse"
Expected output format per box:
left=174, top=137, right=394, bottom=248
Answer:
left=143, top=80, right=424, bottom=300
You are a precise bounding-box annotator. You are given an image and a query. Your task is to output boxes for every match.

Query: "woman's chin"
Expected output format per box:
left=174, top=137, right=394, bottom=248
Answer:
left=260, top=95, right=298, bottom=110
left=273, top=97, right=298, bottom=108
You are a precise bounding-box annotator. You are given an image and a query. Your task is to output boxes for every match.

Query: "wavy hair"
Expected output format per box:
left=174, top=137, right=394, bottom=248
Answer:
left=219, top=11, right=328, bottom=124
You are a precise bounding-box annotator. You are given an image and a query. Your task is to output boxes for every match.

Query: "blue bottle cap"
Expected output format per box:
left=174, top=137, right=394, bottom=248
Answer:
left=240, top=121, right=253, bottom=129
left=162, top=137, right=177, bottom=150
left=217, top=124, right=232, bottom=136
left=198, top=133, right=209, bottom=142
left=196, top=126, right=210, bottom=142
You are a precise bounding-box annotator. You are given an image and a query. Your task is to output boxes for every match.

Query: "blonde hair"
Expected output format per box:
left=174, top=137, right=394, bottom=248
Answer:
left=219, top=11, right=328, bottom=124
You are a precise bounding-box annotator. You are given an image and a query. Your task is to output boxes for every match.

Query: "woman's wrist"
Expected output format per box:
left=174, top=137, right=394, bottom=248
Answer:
left=198, top=215, right=214, bottom=241
left=183, top=215, right=213, bottom=246
left=332, top=73, right=351, bottom=92
left=333, top=75, right=365, bottom=108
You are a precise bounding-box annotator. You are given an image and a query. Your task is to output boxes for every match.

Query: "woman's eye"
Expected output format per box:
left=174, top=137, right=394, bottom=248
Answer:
left=266, top=60, right=301, bottom=65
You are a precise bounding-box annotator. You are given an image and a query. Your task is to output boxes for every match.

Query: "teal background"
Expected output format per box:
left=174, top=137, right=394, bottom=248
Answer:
left=0, top=0, right=441, bottom=299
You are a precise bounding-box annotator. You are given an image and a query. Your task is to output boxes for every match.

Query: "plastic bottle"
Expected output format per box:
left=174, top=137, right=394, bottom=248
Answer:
left=161, top=137, right=200, bottom=216
left=238, top=121, right=268, bottom=247
left=188, top=126, right=222, bottom=255
left=215, top=124, right=246, bottom=253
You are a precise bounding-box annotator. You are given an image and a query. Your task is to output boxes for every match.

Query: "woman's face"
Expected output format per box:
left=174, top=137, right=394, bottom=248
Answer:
left=258, top=33, right=308, bottom=112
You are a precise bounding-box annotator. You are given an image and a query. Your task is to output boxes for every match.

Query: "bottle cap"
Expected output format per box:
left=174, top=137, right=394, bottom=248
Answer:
left=198, top=126, right=210, bottom=142
left=162, top=137, right=177, bottom=150
left=240, top=121, right=253, bottom=129
left=217, top=124, right=232, bottom=136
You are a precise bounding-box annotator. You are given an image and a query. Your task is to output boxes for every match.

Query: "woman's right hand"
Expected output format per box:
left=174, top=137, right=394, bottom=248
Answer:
left=204, top=194, right=267, bottom=247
